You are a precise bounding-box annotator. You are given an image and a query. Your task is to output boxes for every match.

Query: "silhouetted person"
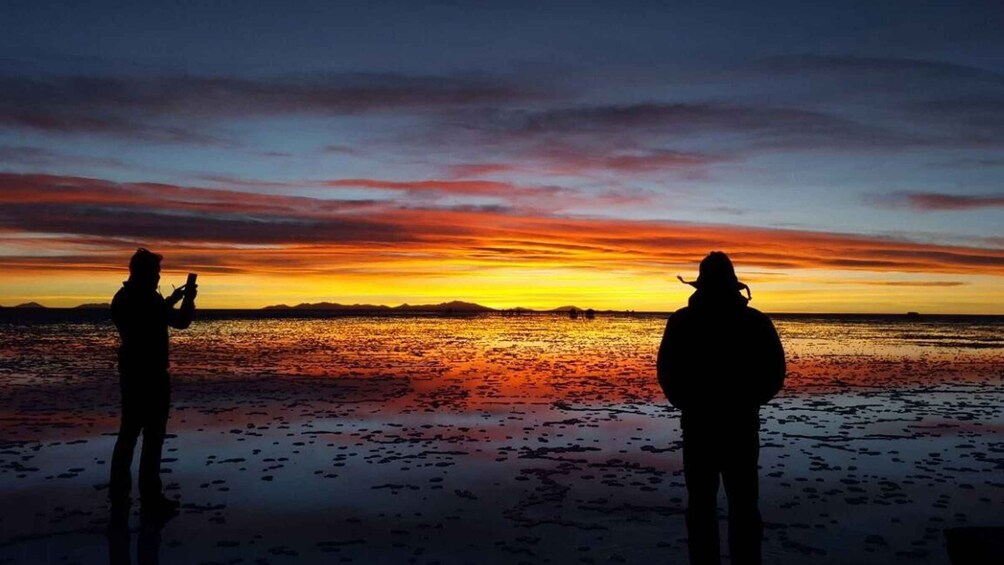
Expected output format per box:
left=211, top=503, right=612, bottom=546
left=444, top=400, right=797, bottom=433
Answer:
left=657, top=252, right=785, bottom=565
left=109, top=248, right=196, bottom=526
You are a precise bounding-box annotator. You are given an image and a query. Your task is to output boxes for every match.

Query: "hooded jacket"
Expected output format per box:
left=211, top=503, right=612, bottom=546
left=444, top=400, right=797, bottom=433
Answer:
left=656, top=287, right=785, bottom=416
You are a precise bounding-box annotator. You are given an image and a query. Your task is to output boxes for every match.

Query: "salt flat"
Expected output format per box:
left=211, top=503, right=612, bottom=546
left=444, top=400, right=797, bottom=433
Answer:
left=0, top=313, right=1001, bottom=564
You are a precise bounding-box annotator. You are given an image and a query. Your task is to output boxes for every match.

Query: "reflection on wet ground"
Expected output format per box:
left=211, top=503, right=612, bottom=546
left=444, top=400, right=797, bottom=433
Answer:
left=0, top=314, right=1001, bottom=564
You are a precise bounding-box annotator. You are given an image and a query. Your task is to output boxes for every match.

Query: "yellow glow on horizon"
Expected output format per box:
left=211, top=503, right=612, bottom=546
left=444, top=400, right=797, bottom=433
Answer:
left=2, top=267, right=1001, bottom=314
left=3, top=162, right=1003, bottom=315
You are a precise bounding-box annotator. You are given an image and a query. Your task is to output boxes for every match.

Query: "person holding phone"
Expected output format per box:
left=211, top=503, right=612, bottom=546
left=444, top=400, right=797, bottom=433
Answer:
left=108, top=248, right=197, bottom=527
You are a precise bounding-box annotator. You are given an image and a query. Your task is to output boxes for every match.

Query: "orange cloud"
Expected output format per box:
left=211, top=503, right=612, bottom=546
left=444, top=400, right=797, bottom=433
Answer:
left=1, top=172, right=1002, bottom=279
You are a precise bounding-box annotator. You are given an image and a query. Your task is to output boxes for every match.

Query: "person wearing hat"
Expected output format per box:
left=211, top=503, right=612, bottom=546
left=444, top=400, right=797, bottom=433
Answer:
left=657, top=251, right=785, bottom=565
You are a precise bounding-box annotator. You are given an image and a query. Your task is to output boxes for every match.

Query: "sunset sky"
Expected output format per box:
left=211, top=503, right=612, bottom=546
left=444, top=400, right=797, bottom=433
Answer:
left=1, top=0, right=1002, bottom=312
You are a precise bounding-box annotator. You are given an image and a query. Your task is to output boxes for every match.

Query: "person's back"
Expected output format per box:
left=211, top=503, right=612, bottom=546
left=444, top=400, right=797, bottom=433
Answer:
left=659, top=295, right=784, bottom=418
left=657, top=252, right=785, bottom=565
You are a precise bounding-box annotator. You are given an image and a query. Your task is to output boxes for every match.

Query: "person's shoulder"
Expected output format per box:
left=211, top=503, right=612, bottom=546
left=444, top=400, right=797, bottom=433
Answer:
left=111, top=284, right=128, bottom=303
left=666, top=306, right=696, bottom=327
left=669, top=306, right=693, bottom=319
left=742, top=307, right=777, bottom=328
left=112, top=285, right=161, bottom=307
left=110, top=285, right=130, bottom=321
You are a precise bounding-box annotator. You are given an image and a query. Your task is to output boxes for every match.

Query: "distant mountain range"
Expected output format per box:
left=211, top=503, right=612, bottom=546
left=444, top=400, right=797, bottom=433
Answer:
left=0, top=301, right=954, bottom=316
left=263, top=300, right=491, bottom=312
left=0, top=302, right=109, bottom=309
left=261, top=301, right=587, bottom=313
left=0, top=300, right=592, bottom=312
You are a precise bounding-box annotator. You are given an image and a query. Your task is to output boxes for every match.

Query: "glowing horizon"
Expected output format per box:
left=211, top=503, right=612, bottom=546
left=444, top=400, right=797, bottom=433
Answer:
left=1, top=176, right=1000, bottom=313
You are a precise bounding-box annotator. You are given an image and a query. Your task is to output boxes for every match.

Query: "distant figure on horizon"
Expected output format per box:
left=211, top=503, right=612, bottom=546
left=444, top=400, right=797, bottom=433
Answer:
left=657, top=252, right=785, bottom=565
left=109, top=248, right=197, bottom=527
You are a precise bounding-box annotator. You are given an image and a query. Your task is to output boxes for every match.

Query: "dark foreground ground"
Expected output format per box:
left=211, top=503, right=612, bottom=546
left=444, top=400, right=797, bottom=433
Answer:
left=0, top=314, right=1001, bottom=564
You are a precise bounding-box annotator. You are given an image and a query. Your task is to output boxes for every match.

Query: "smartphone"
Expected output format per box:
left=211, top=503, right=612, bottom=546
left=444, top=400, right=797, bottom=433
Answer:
left=185, top=273, right=198, bottom=298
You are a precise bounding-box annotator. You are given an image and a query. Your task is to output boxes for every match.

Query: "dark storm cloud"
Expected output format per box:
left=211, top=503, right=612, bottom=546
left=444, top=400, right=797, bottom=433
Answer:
left=0, top=110, right=226, bottom=144
left=751, top=56, right=1004, bottom=149
left=0, top=144, right=128, bottom=168
left=0, top=173, right=380, bottom=215
left=0, top=172, right=408, bottom=246
left=0, top=203, right=416, bottom=245
left=322, top=178, right=570, bottom=199
left=906, top=97, right=1004, bottom=147
left=414, top=102, right=913, bottom=178
left=875, top=191, right=1004, bottom=211
left=759, top=55, right=1004, bottom=84
left=0, top=72, right=545, bottom=142
left=485, top=103, right=916, bottom=150
left=4, top=54, right=1001, bottom=162
left=416, top=54, right=1004, bottom=175
left=437, top=146, right=727, bottom=179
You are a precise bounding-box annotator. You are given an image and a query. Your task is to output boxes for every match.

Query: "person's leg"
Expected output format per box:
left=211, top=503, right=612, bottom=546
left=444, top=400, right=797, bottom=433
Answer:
left=106, top=526, right=131, bottom=565
left=138, top=379, right=170, bottom=505
left=109, top=383, right=143, bottom=506
left=137, top=519, right=162, bottom=565
left=721, top=426, right=763, bottom=565
left=684, top=431, right=722, bottom=565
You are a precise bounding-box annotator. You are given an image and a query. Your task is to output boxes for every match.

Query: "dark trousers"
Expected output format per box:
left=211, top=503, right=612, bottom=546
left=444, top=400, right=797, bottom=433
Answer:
left=682, top=414, right=763, bottom=565
left=110, top=373, right=170, bottom=504
left=108, top=526, right=161, bottom=565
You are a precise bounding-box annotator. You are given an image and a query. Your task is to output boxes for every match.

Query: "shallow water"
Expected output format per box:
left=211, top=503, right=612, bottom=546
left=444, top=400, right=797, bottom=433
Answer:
left=0, top=312, right=1001, bottom=564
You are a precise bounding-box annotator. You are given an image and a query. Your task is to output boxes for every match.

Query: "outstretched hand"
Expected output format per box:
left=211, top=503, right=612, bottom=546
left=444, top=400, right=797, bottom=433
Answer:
left=168, top=286, right=187, bottom=303
left=168, top=284, right=197, bottom=304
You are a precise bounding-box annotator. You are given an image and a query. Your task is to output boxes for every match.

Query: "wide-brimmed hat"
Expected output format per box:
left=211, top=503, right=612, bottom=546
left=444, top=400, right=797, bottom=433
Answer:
left=677, top=251, right=751, bottom=300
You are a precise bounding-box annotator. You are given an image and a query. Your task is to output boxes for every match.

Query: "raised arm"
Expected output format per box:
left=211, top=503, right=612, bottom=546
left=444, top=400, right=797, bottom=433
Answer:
left=165, top=287, right=196, bottom=329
